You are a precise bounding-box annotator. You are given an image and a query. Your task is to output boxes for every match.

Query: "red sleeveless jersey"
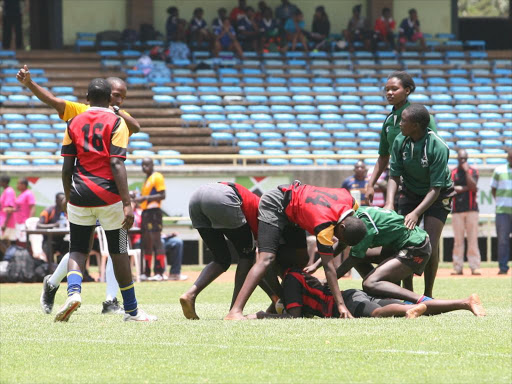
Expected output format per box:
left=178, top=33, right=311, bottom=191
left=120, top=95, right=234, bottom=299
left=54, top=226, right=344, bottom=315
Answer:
left=220, top=182, right=260, bottom=238
left=280, top=183, right=355, bottom=233
left=61, top=107, right=128, bottom=207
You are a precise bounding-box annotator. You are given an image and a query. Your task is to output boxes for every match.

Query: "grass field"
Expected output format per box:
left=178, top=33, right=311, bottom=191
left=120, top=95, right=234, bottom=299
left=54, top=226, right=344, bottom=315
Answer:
left=1, top=267, right=511, bottom=384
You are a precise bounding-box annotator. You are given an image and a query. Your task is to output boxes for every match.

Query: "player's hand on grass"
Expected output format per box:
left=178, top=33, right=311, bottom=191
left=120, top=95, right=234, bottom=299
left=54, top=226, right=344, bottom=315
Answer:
left=338, top=304, right=353, bottom=319
left=122, top=204, right=135, bottom=230
left=16, top=65, right=31, bottom=86
left=365, top=185, right=375, bottom=204
left=404, top=212, right=419, bottom=230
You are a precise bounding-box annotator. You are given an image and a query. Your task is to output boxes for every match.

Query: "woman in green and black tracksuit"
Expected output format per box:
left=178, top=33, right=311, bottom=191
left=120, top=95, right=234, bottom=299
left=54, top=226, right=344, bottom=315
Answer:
left=384, top=103, right=454, bottom=299
left=366, top=71, right=437, bottom=204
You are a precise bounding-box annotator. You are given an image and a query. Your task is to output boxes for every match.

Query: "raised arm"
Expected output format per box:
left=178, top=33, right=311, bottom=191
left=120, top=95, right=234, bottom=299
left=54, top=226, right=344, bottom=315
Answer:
left=17, top=65, right=67, bottom=116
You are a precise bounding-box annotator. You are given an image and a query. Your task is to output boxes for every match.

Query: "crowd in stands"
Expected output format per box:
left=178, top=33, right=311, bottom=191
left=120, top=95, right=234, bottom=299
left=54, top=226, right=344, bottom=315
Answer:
left=161, top=1, right=427, bottom=60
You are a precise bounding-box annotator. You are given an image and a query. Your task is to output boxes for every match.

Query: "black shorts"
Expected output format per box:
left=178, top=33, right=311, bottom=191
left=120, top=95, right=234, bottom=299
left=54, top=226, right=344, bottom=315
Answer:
left=141, top=208, right=163, bottom=233
left=398, top=187, right=454, bottom=224
left=395, top=237, right=432, bottom=276
left=339, top=289, right=403, bottom=318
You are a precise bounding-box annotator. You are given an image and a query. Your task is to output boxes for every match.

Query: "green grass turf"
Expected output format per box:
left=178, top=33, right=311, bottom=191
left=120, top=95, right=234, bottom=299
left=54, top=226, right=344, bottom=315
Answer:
left=1, top=272, right=511, bottom=384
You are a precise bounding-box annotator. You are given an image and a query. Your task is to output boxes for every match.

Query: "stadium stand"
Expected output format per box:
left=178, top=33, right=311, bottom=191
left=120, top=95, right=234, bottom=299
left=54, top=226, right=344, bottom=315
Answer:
left=0, top=44, right=510, bottom=167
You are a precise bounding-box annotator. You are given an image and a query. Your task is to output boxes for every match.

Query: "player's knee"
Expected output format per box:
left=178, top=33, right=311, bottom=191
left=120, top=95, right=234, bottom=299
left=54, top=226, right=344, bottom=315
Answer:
left=362, top=276, right=377, bottom=293
left=257, top=252, right=275, bottom=267
left=214, top=255, right=231, bottom=272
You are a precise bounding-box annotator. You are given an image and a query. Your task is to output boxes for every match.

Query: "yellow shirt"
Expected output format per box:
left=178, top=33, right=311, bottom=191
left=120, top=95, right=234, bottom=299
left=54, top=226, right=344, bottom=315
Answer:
left=141, top=172, right=166, bottom=210
left=60, top=101, right=131, bottom=122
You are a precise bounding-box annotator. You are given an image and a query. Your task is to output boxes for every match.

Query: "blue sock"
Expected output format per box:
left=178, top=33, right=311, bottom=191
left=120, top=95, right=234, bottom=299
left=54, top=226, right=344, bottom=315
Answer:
left=67, top=270, right=83, bottom=297
left=120, top=282, right=138, bottom=316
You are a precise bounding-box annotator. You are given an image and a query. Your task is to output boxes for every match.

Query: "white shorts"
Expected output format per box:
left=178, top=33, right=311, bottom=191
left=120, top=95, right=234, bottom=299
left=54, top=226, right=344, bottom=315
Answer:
left=67, top=201, right=124, bottom=231
left=16, top=223, right=27, bottom=243
left=0, top=227, right=17, bottom=241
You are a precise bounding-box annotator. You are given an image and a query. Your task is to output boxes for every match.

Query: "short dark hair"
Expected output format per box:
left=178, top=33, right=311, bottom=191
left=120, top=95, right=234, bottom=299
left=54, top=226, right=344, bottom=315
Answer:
left=194, top=7, right=203, bottom=16
left=404, top=104, right=430, bottom=131
left=341, top=216, right=367, bottom=246
left=0, top=175, right=10, bottom=184
left=55, top=192, right=65, bottom=200
left=409, top=8, right=417, bottom=15
left=18, top=177, right=28, bottom=187
left=106, top=77, right=125, bottom=88
left=382, top=7, right=391, bottom=14
left=167, top=6, right=177, bottom=15
left=87, top=78, right=111, bottom=104
left=388, top=71, right=416, bottom=94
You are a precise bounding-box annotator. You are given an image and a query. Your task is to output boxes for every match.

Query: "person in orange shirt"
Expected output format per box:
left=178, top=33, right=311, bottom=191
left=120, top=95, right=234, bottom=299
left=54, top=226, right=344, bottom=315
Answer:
left=16, top=65, right=140, bottom=135
left=133, top=158, right=167, bottom=280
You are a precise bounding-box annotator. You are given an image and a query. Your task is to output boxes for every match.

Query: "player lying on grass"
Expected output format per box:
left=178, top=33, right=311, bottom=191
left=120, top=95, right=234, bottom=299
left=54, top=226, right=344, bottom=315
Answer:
left=19, top=68, right=141, bottom=314
left=247, top=268, right=486, bottom=319
left=180, top=182, right=288, bottom=320
left=308, top=205, right=435, bottom=304
left=225, top=181, right=367, bottom=320
left=56, top=78, right=154, bottom=322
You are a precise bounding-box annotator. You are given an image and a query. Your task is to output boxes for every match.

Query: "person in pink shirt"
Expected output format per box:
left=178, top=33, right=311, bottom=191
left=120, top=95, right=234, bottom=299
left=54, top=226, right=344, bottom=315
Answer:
left=15, top=178, right=36, bottom=243
left=1, top=176, right=17, bottom=251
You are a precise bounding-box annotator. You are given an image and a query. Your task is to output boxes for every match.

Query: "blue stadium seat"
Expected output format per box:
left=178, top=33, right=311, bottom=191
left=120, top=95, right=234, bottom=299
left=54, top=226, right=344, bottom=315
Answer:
left=286, top=140, right=308, bottom=148
left=276, top=123, right=299, bottom=131
left=262, top=140, right=284, bottom=149
left=285, top=131, right=307, bottom=139
left=12, top=142, right=35, bottom=149
left=248, top=105, right=270, bottom=113
left=460, top=122, right=481, bottom=130
left=335, top=141, right=357, bottom=148
left=454, top=130, right=477, bottom=139
left=237, top=141, right=259, bottom=149
left=456, top=140, right=479, bottom=148
left=260, top=132, right=282, bottom=140
left=480, top=139, right=503, bottom=148
left=153, top=95, right=175, bottom=103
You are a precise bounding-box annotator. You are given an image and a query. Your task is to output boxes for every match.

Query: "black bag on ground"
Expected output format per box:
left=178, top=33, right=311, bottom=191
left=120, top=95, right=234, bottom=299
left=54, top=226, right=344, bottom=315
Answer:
left=6, top=246, right=35, bottom=283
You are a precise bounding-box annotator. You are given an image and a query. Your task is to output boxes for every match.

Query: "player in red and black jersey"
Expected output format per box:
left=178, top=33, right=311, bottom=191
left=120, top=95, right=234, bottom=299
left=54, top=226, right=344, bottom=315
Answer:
left=56, top=78, right=155, bottom=322
left=225, top=181, right=367, bottom=320
left=248, top=268, right=486, bottom=319
left=181, top=182, right=283, bottom=319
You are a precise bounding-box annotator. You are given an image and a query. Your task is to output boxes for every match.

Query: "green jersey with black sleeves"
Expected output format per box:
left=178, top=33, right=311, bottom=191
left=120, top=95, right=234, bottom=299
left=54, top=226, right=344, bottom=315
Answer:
left=378, top=101, right=438, bottom=156
left=349, top=206, right=427, bottom=259
left=390, top=129, right=453, bottom=196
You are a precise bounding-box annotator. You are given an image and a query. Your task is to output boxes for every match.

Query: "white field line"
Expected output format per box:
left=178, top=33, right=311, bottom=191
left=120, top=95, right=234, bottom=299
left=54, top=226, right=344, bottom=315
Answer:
left=7, top=336, right=512, bottom=358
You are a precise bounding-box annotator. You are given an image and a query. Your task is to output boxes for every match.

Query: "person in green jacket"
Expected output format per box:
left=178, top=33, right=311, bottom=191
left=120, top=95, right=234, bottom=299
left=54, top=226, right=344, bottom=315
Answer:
left=366, top=71, right=437, bottom=204
left=385, top=103, right=454, bottom=299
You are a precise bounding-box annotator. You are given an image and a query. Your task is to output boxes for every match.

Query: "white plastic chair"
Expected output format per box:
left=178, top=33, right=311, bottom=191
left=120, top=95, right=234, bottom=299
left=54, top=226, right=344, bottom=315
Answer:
left=25, top=217, right=45, bottom=260
left=95, top=226, right=141, bottom=282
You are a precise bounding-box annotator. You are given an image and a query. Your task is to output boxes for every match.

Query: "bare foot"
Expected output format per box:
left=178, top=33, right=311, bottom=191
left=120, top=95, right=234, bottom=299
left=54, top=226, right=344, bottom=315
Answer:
left=179, top=294, right=199, bottom=320
left=224, top=311, right=246, bottom=320
left=406, top=303, right=427, bottom=319
left=469, top=294, right=486, bottom=317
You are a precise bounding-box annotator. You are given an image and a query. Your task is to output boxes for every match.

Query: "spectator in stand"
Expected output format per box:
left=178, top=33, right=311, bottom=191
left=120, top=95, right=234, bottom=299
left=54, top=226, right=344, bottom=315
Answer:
left=284, top=9, right=308, bottom=52
left=133, top=158, right=167, bottom=281
left=230, top=0, right=247, bottom=24
left=310, top=6, right=330, bottom=50
left=491, top=149, right=512, bottom=275
left=342, top=160, right=369, bottom=206
left=212, top=8, right=227, bottom=30
left=37, top=192, right=69, bottom=263
left=163, top=233, right=188, bottom=281
left=2, top=0, right=23, bottom=49
left=169, top=19, right=191, bottom=61
left=373, top=7, right=396, bottom=51
left=275, top=0, right=298, bottom=27
left=0, top=176, right=16, bottom=253
left=189, top=7, right=213, bottom=48
left=237, top=6, right=260, bottom=52
left=343, top=4, right=371, bottom=51
left=259, top=6, right=281, bottom=52
left=166, top=6, right=179, bottom=42
left=255, top=1, right=269, bottom=22
left=398, top=8, right=425, bottom=51
left=213, top=17, right=244, bottom=59
left=14, top=178, right=35, bottom=244
left=451, top=149, right=481, bottom=276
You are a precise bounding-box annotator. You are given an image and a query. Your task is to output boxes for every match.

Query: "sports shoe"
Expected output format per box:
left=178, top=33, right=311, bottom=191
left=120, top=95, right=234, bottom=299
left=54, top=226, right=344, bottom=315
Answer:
left=40, top=275, right=59, bottom=314
left=168, top=274, right=188, bottom=281
left=147, top=274, right=163, bottom=281
left=54, top=293, right=81, bottom=322
left=450, top=270, right=463, bottom=276
left=139, top=274, right=148, bottom=281
left=471, top=269, right=482, bottom=276
left=102, top=298, right=124, bottom=314
left=123, top=309, right=157, bottom=322
left=498, top=270, right=508, bottom=275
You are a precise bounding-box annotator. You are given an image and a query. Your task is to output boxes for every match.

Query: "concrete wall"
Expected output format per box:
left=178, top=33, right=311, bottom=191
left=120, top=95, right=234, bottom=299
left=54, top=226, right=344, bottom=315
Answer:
left=62, top=0, right=127, bottom=45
